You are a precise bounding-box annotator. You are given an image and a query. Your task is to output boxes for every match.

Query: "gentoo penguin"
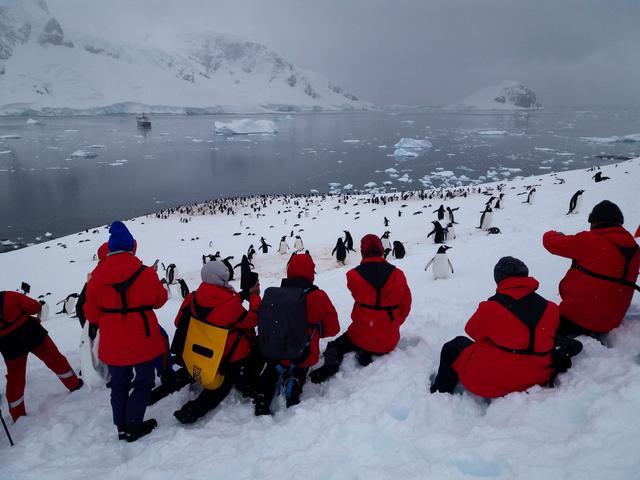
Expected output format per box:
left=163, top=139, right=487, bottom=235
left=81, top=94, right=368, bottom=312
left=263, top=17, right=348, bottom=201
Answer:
left=278, top=236, right=289, bottom=254
left=445, top=222, right=456, bottom=241
left=259, top=237, right=271, bottom=254
left=478, top=206, right=493, bottom=231
left=567, top=190, right=585, bottom=215
left=424, top=246, right=454, bottom=279
left=177, top=279, right=190, bottom=299
left=160, top=278, right=171, bottom=298
left=56, top=293, right=79, bottom=315
left=293, top=235, right=304, bottom=252
left=427, top=221, right=446, bottom=244
left=487, top=227, right=501, bottom=234
left=392, top=240, right=405, bottom=259
left=384, top=216, right=390, bottom=227
left=247, top=245, right=256, bottom=261
left=332, top=238, right=347, bottom=265
left=38, top=301, right=49, bottom=321
left=222, top=256, right=235, bottom=281
left=234, top=255, right=255, bottom=291
left=343, top=230, right=355, bottom=252
left=381, top=231, right=392, bottom=250
left=434, top=205, right=446, bottom=221
left=592, top=171, right=610, bottom=182
left=523, top=188, right=536, bottom=204
left=446, top=207, right=459, bottom=224
left=495, top=193, right=505, bottom=209
left=165, top=263, right=179, bottom=285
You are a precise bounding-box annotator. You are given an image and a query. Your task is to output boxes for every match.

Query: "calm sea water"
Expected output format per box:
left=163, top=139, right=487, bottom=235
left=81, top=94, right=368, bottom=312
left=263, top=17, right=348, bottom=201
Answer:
left=1, top=109, right=638, bottom=249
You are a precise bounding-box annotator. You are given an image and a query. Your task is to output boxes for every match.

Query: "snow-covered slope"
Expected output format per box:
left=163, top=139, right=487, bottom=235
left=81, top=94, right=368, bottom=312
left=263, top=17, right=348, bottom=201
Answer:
left=450, top=80, right=542, bottom=111
left=1, top=159, right=639, bottom=479
left=0, top=0, right=364, bottom=114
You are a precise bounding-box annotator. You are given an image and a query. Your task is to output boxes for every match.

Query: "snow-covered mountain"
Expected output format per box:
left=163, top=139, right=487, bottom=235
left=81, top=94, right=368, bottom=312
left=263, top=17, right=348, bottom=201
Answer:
left=0, top=0, right=364, bottom=114
left=449, top=80, right=542, bottom=111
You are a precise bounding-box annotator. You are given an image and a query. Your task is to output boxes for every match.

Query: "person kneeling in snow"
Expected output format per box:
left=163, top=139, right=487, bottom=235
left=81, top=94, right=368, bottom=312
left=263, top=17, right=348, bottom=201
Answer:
left=430, top=257, right=560, bottom=397
left=254, top=253, right=339, bottom=415
left=172, top=261, right=261, bottom=424
left=310, top=234, right=411, bottom=384
left=543, top=200, right=639, bottom=339
left=0, top=290, right=83, bottom=422
left=84, top=221, right=168, bottom=442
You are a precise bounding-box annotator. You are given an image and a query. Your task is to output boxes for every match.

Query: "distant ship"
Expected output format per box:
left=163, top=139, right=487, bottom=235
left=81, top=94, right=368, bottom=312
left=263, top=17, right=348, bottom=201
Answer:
left=136, top=114, right=151, bottom=128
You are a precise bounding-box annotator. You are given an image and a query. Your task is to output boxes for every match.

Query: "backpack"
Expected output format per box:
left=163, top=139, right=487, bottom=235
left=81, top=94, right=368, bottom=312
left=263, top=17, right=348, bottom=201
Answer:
left=258, top=285, right=318, bottom=361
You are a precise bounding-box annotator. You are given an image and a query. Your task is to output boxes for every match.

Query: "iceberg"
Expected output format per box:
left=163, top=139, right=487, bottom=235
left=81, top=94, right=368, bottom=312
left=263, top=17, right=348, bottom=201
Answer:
left=393, top=148, right=420, bottom=158
left=214, top=119, right=278, bottom=135
left=70, top=149, right=98, bottom=158
left=394, top=138, right=433, bottom=149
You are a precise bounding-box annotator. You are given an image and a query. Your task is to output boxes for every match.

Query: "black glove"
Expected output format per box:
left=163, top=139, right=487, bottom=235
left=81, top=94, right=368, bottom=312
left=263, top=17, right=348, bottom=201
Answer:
left=88, top=323, right=98, bottom=341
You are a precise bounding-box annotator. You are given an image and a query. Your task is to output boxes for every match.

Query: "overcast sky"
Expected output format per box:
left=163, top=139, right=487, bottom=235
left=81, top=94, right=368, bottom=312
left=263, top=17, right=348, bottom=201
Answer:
left=47, top=0, right=640, bottom=107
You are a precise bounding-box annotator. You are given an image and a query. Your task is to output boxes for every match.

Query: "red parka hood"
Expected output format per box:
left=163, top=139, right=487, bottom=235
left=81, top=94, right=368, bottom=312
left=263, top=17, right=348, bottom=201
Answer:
left=194, top=282, right=237, bottom=307
left=91, top=252, right=144, bottom=284
left=287, top=253, right=315, bottom=283
left=495, top=276, right=540, bottom=300
left=590, top=226, right=638, bottom=248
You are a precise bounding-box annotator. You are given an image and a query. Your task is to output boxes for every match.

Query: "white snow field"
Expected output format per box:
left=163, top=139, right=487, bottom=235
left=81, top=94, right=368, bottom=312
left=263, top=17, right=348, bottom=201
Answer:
left=1, top=159, right=639, bottom=479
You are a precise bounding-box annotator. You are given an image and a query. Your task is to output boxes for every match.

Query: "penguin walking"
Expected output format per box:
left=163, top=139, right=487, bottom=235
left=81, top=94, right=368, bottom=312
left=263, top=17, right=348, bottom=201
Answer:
left=434, top=205, right=446, bottom=221
left=425, top=246, right=454, bottom=279
left=567, top=190, right=585, bottom=215
left=165, top=263, right=179, bottom=285
left=478, top=206, right=493, bottom=231
left=523, top=188, right=536, bottom=205
left=592, top=171, right=610, bottom=182
left=247, top=245, right=256, bottom=261
left=392, top=241, right=405, bottom=259
left=293, top=235, right=304, bottom=252
left=259, top=237, right=272, bottom=254
left=177, top=279, right=190, bottom=299
left=384, top=216, right=390, bottom=227
left=381, top=231, right=392, bottom=250
left=222, top=256, right=235, bottom=281
left=343, top=230, right=355, bottom=252
left=56, top=293, right=79, bottom=315
left=278, top=236, right=289, bottom=255
left=332, top=238, right=347, bottom=265
left=427, top=221, right=446, bottom=244
left=446, top=207, right=459, bottom=224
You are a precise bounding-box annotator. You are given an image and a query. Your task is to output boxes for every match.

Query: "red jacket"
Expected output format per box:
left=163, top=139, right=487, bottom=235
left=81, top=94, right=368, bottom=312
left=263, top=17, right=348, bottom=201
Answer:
left=346, top=257, right=412, bottom=354
left=175, top=283, right=260, bottom=364
left=0, top=291, right=42, bottom=338
left=85, top=252, right=168, bottom=366
left=543, top=226, right=640, bottom=333
left=454, top=277, right=559, bottom=398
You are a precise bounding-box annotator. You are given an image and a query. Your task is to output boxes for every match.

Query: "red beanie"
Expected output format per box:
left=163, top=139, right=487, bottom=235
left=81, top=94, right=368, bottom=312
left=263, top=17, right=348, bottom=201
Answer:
left=287, top=253, right=315, bottom=283
left=360, top=234, right=384, bottom=258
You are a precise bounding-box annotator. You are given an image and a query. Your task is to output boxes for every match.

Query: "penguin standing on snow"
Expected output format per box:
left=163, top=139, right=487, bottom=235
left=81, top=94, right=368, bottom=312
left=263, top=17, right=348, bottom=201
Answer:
left=278, top=236, right=289, bottom=255
left=384, top=216, right=390, bottom=227
left=446, top=207, right=459, bottom=224
left=343, top=230, right=355, bottom=252
left=478, top=205, right=493, bottom=231
left=56, top=293, right=79, bottom=315
left=523, top=188, right=536, bottom=205
left=392, top=240, right=406, bottom=259
left=427, top=221, right=446, bottom=244
left=294, top=235, right=304, bottom=252
left=381, top=231, right=392, bottom=250
left=445, top=222, right=456, bottom=241
left=165, top=263, right=179, bottom=285
left=38, top=301, right=49, bottom=322
left=177, top=279, right=190, bottom=299
left=567, top=190, right=585, bottom=215
left=259, top=237, right=272, bottom=254
left=494, top=193, right=505, bottom=209
left=424, top=246, right=454, bottom=279
left=160, top=278, right=171, bottom=298
left=222, top=256, right=235, bottom=281
left=434, top=205, right=446, bottom=221
left=592, top=171, right=610, bottom=183
left=332, top=238, right=347, bottom=265
left=247, top=245, right=256, bottom=261
left=234, top=255, right=255, bottom=291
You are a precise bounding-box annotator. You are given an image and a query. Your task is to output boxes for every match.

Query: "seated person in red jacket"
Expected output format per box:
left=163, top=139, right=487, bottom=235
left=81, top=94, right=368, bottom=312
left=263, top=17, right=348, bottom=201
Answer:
left=254, top=252, right=339, bottom=415
left=310, top=234, right=412, bottom=384
left=0, top=290, right=82, bottom=422
left=430, top=257, right=560, bottom=398
left=543, top=200, right=639, bottom=338
left=85, top=221, right=168, bottom=442
left=172, top=260, right=261, bottom=424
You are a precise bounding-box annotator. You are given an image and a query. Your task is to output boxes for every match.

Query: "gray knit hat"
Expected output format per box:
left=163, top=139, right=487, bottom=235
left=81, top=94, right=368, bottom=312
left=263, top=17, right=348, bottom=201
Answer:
left=201, top=261, right=231, bottom=288
left=494, top=256, right=529, bottom=284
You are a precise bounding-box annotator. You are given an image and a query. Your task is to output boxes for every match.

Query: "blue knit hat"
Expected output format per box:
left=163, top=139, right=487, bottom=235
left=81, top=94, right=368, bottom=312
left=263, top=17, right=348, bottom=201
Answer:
left=108, top=221, right=134, bottom=252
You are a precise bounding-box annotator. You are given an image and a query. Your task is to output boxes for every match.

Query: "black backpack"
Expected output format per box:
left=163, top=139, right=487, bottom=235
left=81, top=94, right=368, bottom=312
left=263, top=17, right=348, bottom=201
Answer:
left=258, top=285, right=317, bottom=361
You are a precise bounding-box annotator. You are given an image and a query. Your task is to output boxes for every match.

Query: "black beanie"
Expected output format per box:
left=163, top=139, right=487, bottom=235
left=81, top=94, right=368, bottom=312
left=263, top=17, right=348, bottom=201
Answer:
left=588, top=200, right=623, bottom=225
left=494, top=256, right=529, bottom=284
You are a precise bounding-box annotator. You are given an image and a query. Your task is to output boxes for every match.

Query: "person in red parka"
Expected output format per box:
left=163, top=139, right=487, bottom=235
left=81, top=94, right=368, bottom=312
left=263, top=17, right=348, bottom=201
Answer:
left=172, top=260, right=261, bottom=424
left=0, top=290, right=82, bottom=421
left=430, top=257, right=560, bottom=398
left=310, top=234, right=411, bottom=384
left=254, top=252, right=339, bottom=415
left=543, top=200, right=639, bottom=337
left=84, top=221, right=168, bottom=442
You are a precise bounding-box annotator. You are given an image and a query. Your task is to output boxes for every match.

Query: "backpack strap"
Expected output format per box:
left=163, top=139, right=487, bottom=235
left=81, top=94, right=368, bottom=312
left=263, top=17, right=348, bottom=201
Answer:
left=101, top=266, right=155, bottom=337
left=571, top=243, right=640, bottom=292
left=355, top=262, right=399, bottom=321
left=488, top=292, right=551, bottom=356
left=0, top=291, right=9, bottom=331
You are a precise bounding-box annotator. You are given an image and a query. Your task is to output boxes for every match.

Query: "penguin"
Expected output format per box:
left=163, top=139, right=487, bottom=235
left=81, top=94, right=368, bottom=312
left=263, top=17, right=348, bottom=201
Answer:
left=293, top=235, right=304, bottom=252
left=177, top=278, right=190, bottom=299
left=343, top=230, right=355, bottom=252
left=161, top=278, right=171, bottom=298
left=487, top=227, right=501, bottom=234
left=567, top=190, right=585, bottom=215
left=523, top=188, right=536, bottom=204
left=427, top=221, right=446, bottom=244
left=235, top=255, right=256, bottom=292
left=592, top=171, right=610, bottom=182
left=332, top=238, right=347, bottom=265
left=381, top=231, right=392, bottom=250
left=446, top=207, right=459, bottom=224
left=434, top=205, right=445, bottom=221
left=383, top=248, right=392, bottom=259
left=56, top=293, right=79, bottom=315
left=278, top=236, right=289, bottom=254
left=478, top=206, right=493, bottom=231
left=222, top=256, right=235, bottom=281
left=445, top=222, right=456, bottom=241
left=392, top=240, right=405, bottom=259
left=247, top=245, right=256, bottom=261
left=424, top=246, right=454, bottom=279
left=259, top=237, right=272, bottom=254
left=165, top=263, right=178, bottom=285
left=38, top=301, right=50, bottom=322
left=384, top=216, right=390, bottom=227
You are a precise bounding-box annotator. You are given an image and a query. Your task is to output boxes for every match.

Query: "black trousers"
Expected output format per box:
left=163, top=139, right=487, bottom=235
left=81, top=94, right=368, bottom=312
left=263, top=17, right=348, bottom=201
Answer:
left=309, top=333, right=377, bottom=384
left=430, top=336, right=473, bottom=394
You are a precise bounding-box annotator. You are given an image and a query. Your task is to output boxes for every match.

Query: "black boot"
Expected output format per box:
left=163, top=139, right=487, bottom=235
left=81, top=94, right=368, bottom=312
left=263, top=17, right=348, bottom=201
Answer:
left=173, top=403, right=201, bottom=424
left=284, top=377, right=302, bottom=408
left=126, top=418, right=157, bottom=442
left=356, top=350, right=373, bottom=367
left=309, top=346, right=342, bottom=384
left=117, top=425, right=126, bottom=440
left=254, top=394, right=272, bottom=416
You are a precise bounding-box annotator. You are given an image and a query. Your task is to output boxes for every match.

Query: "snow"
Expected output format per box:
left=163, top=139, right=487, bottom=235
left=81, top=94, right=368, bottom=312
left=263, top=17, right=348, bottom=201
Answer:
left=394, top=138, right=433, bottom=149
left=214, top=119, right=278, bottom=135
left=69, top=149, right=98, bottom=158
left=1, top=153, right=640, bottom=478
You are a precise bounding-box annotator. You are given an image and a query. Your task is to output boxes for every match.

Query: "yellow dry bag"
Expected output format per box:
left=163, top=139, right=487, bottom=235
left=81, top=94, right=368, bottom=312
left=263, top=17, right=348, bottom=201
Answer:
left=182, top=316, right=228, bottom=390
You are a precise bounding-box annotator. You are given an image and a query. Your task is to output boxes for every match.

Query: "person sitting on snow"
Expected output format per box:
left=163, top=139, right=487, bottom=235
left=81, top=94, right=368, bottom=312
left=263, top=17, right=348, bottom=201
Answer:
left=254, top=252, right=339, bottom=415
left=543, top=200, right=639, bottom=339
left=0, top=290, right=83, bottom=422
left=430, top=257, right=560, bottom=397
left=310, top=234, right=411, bottom=384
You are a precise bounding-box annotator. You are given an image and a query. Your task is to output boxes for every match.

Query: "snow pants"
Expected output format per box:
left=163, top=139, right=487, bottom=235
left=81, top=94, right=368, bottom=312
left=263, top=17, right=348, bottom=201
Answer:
left=108, top=360, right=155, bottom=428
left=310, top=333, right=379, bottom=384
left=430, top=336, right=474, bottom=394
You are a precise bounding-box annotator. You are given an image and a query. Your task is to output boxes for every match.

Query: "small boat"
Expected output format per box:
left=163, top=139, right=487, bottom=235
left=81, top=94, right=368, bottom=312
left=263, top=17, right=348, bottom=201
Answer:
left=136, top=114, right=151, bottom=128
